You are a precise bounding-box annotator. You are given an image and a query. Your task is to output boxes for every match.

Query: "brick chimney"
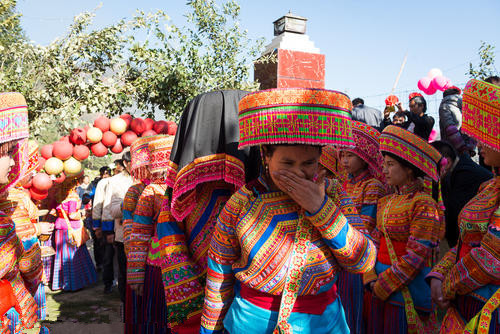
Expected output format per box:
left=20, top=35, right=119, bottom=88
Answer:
left=254, top=12, right=325, bottom=89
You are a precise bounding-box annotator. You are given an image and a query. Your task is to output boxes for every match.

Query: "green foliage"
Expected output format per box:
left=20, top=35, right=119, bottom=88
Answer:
left=0, top=0, right=265, bottom=143
left=468, top=41, right=497, bottom=80
left=0, top=0, right=25, bottom=47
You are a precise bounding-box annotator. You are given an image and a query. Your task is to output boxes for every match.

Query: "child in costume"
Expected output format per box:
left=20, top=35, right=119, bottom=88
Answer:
left=363, top=125, right=443, bottom=333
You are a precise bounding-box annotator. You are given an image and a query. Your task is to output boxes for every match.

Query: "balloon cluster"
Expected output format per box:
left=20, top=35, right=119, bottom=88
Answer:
left=29, top=114, right=177, bottom=200
left=417, top=68, right=452, bottom=95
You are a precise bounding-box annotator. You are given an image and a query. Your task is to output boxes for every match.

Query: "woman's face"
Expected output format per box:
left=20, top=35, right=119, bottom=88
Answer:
left=0, top=154, right=16, bottom=184
left=340, top=151, right=367, bottom=177
left=479, top=143, right=500, bottom=167
left=264, top=145, right=321, bottom=191
left=382, top=154, right=412, bottom=187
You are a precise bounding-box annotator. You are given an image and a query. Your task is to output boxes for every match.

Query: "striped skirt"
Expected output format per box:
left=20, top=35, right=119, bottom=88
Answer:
left=366, top=294, right=437, bottom=334
left=144, top=264, right=170, bottom=333
left=41, top=239, right=54, bottom=285
left=124, top=284, right=144, bottom=334
left=34, top=283, right=47, bottom=320
left=337, top=270, right=365, bottom=334
left=456, top=295, right=499, bottom=334
left=51, top=229, right=97, bottom=291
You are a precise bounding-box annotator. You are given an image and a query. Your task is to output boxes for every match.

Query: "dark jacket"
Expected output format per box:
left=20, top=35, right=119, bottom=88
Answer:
left=379, top=111, right=434, bottom=140
left=441, top=154, right=493, bottom=247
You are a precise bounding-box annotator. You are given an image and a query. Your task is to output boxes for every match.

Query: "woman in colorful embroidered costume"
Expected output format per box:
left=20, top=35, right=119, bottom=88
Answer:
left=0, top=140, right=51, bottom=326
left=123, top=135, right=155, bottom=333
left=127, top=135, right=173, bottom=332
left=157, top=90, right=260, bottom=333
left=428, top=79, right=500, bottom=334
left=363, top=125, right=442, bottom=333
left=0, top=92, right=40, bottom=333
left=200, top=88, right=376, bottom=334
left=51, top=177, right=97, bottom=291
left=334, top=121, right=386, bottom=333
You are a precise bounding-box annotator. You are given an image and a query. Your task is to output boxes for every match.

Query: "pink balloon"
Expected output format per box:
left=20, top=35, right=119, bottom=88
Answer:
left=424, top=84, right=437, bottom=95
left=417, top=77, right=432, bottom=92
left=432, top=76, right=448, bottom=91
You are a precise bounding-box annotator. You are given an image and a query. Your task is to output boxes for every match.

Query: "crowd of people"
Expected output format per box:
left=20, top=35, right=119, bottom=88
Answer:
left=0, top=77, right=499, bottom=334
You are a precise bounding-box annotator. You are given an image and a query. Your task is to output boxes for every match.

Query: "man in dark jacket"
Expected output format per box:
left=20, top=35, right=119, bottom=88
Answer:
left=431, top=141, right=493, bottom=247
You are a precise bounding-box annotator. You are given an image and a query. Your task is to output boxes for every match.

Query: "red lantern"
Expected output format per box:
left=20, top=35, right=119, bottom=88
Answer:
left=40, top=144, right=53, bottom=159
left=70, top=127, right=87, bottom=145
left=94, top=116, right=110, bottom=132
left=73, top=145, right=90, bottom=161
left=101, top=131, right=118, bottom=147
left=30, top=187, right=48, bottom=201
left=32, top=173, right=53, bottom=192
left=130, top=118, right=146, bottom=135
left=52, top=141, right=74, bottom=161
left=120, top=131, right=138, bottom=147
left=91, top=142, right=108, bottom=157
left=153, top=121, right=169, bottom=134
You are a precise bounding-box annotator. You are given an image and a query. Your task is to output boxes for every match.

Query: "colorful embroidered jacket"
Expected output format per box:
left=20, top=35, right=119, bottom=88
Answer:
left=363, top=180, right=441, bottom=311
left=123, top=182, right=146, bottom=256
left=0, top=212, right=38, bottom=332
left=428, top=176, right=499, bottom=302
left=200, top=177, right=376, bottom=333
left=158, top=180, right=233, bottom=327
left=343, top=170, right=386, bottom=234
left=127, top=183, right=167, bottom=285
left=0, top=187, right=43, bottom=293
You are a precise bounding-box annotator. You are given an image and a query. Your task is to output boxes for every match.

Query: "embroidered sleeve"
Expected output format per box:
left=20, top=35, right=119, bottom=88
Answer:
left=156, top=196, right=205, bottom=328
left=373, top=195, right=441, bottom=301
left=123, top=184, right=143, bottom=255
left=127, top=185, right=155, bottom=285
left=306, top=182, right=376, bottom=274
left=441, top=209, right=500, bottom=300
left=200, top=189, right=246, bottom=334
left=427, top=247, right=457, bottom=281
left=360, top=179, right=386, bottom=234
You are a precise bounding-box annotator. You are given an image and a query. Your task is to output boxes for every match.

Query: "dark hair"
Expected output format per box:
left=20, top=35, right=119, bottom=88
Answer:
left=99, top=166, right=111, bottom=176
left=484, top=76, right=500, bottom=86
left=114, top=159, right=125, bottom=168
left=0, top=140, right=18, bottom=157
left=82, top=193, right=92, bottom=205
left=430, top=140, right=457, bottom=162
left=122, top=151, right=131, bottom=162
left=393, top=111, right=406, bottom=119
left=262, top=144, right=322, bottom=157
left=382, top=151, right=426, bottom=178
left=352, top=98, right=364, bottom=106
left=443, top=87, right=461, bottom=98
left=410, top=96, right=427, bottom=113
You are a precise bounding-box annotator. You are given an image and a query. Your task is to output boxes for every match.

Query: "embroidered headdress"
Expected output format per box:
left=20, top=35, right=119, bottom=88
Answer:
left=148, top=135, right=175, bottom=180
left=0, top=92, right=30, bottom=194
left=319, top=145, right=345, bottom=182
left=462, top=79, right=500, bottom=152
left=379, top=125, right=442, bottom=182
left=130, top=135, right=157, bottom=180
left=344, top=121, right=384, bottom=180
left=238, top=88, right=355, bottom=148
left=0, top=92, right=29, bottom=145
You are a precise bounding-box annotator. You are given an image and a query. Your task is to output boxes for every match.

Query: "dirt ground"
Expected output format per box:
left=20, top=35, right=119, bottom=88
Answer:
left=41, top=280, right=123, bottom=334
left=27, top=242, right=124, bottom=334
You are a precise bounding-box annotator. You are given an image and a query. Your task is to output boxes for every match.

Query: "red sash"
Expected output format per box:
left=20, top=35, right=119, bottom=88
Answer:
left=239, top=283, right=337, bottom=315
left=378, top=236, right=407, bottom=265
